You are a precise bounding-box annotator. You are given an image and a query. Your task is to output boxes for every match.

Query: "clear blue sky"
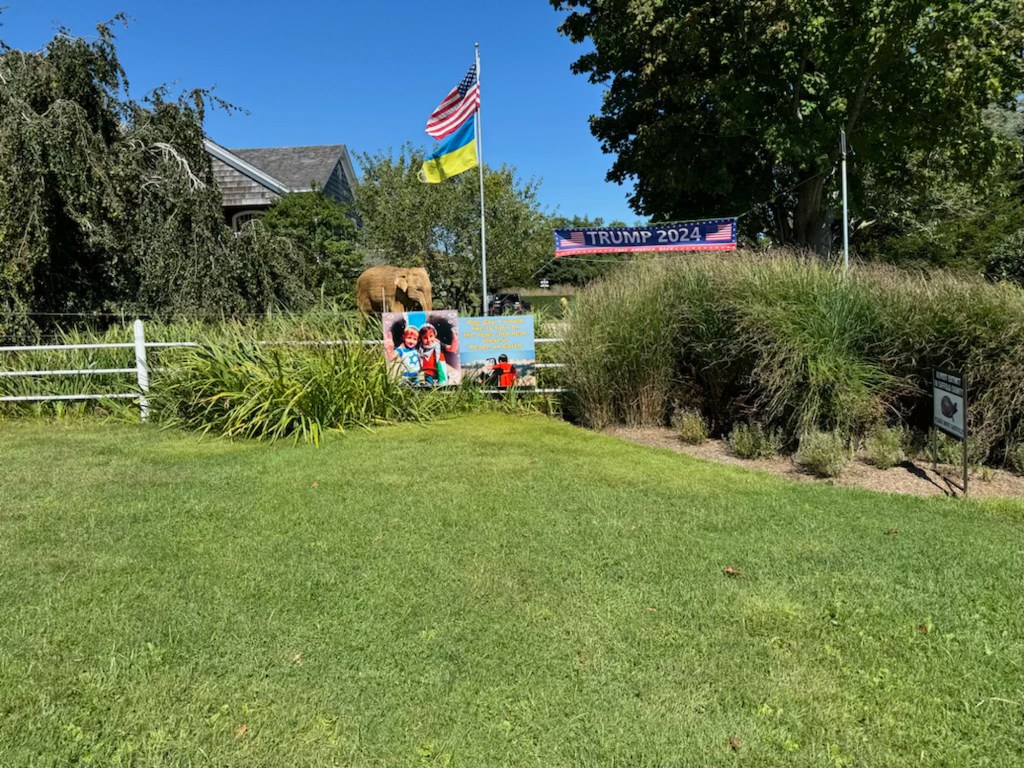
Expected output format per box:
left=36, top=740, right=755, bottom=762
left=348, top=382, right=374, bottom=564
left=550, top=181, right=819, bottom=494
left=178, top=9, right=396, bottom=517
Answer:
left=0, top=0, right=644, bottom=225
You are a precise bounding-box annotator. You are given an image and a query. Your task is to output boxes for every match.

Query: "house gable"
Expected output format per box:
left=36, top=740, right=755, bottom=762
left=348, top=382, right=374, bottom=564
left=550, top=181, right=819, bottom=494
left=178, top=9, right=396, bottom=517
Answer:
left=205, top=140, right=358, bottom=226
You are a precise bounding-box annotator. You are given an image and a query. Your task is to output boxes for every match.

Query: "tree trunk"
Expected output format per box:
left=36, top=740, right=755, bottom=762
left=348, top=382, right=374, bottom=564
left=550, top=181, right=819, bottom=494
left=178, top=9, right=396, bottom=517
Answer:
left=792, top=173, right=830, bottom=255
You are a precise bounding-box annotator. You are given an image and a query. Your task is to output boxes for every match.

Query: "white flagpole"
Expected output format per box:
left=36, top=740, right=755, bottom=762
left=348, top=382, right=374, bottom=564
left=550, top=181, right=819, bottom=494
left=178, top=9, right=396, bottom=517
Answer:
left=841, top=129, right=850, bottom=271
left=475, top=43, right=489, bottom=315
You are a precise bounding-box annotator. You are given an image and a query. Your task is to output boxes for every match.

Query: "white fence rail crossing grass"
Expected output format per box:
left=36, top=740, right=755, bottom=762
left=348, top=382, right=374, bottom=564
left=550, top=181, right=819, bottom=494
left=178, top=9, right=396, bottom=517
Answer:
left=0, top=320, right=567, bottom=420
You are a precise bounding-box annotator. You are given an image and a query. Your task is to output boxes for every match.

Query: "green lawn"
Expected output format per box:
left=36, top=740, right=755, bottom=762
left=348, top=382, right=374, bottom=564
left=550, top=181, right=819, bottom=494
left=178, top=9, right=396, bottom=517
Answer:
left=0, top=414, right=1021, bottom=767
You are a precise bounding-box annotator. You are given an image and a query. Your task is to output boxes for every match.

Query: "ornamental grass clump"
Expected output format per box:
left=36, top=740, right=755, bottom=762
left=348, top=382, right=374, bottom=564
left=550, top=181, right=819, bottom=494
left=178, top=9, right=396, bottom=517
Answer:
left=561, top=261, right=680, bottom=427
left=796, top=430, right=851, bottom=478
left=154, top=328, right=435, bottom=444
left=564, top=252, right=1024, bottom=463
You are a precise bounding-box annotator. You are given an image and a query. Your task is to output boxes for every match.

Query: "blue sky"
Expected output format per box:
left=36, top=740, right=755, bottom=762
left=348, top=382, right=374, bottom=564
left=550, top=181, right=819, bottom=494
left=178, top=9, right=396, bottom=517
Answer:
left=0, top=0, right=643, bottom=225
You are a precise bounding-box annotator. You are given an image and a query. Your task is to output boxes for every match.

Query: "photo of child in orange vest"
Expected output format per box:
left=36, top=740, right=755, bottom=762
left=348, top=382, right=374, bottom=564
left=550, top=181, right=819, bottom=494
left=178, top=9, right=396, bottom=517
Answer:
left=493, top=354, right=517, bottom=388
left=479, top=354, right=517, bottom=387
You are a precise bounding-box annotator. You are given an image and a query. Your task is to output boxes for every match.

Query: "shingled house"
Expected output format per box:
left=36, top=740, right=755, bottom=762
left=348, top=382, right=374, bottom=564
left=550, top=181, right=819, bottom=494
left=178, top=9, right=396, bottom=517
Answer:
left=204, top=139, right=358, bottom=229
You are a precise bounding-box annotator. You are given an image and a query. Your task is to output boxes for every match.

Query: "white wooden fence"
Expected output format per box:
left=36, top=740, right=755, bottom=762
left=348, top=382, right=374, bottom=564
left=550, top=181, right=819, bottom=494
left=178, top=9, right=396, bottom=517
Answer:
left=0, top=319, right=566, bottom=421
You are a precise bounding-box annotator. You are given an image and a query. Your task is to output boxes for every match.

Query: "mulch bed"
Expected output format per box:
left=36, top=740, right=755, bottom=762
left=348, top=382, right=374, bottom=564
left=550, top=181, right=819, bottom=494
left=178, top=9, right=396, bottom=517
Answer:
left=601, top=426, right=1024, bottom=499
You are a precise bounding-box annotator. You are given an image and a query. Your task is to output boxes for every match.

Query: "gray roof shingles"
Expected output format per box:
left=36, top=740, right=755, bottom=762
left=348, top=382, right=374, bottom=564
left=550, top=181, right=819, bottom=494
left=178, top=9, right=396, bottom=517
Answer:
left=230, top=145, right=349, bottom=192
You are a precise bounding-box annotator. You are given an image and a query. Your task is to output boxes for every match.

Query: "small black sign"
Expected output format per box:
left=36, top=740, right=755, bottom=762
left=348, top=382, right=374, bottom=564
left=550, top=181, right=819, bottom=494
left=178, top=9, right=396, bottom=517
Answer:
left=932, top=369, right=966, bottom=440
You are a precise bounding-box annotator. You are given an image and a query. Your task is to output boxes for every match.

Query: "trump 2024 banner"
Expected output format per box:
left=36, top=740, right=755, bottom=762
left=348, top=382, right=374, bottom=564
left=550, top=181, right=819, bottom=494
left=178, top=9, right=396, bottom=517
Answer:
left=553, top=218, right=736, bottom=257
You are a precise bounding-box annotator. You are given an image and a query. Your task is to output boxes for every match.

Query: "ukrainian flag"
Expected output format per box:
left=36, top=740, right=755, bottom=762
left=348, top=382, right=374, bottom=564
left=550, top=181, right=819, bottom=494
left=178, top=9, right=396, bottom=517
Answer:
left=420, top=116, right=477, bottom=183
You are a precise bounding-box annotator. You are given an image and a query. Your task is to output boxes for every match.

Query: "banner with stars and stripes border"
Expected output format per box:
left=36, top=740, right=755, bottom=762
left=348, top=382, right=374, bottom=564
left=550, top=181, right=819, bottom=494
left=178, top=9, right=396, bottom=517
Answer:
left=553, top=219, right=737, bottom=257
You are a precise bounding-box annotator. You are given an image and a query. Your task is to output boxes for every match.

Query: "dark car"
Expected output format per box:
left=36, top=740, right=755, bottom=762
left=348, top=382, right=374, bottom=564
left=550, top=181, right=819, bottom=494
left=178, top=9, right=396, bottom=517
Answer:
left=488, top=292, right=532, bottom=315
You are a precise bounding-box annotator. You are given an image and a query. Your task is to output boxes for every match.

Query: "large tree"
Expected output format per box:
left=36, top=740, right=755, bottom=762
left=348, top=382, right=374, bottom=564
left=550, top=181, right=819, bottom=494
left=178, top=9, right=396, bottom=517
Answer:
left=552, top=0, right=1024, bottom=252
left=0, top=18, right=308, bottom=337
left=355, top=146, right=552, bottom=311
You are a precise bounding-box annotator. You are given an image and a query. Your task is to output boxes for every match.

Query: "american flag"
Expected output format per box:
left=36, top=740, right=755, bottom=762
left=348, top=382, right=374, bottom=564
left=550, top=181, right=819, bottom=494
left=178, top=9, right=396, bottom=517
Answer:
left=559, top=232, right=587, bottom=247
left=425, top=65, right=481, bottom=140
left=704, top=221, right=734, bottom=242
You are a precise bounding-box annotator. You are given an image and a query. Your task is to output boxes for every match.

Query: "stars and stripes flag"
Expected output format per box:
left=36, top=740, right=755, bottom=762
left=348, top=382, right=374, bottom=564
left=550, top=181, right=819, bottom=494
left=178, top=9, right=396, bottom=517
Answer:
left=704, top=221, right=733, bottom=242
left=559, top=232, right=586, bottom=248
left=425, top=65, right=480, bottom=140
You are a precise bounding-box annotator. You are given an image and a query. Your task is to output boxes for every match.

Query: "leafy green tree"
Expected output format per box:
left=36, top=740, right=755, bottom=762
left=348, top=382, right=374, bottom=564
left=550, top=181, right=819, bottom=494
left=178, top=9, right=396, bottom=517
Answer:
left=0, top=18, right=308, bottom=337
left=258, top=192, right=361, bottom=303
left=855, top=105, right=1024, bottom=273
left=355, top=146, right=552, bottom=310
left=552, top=1, right=1024, bottom=253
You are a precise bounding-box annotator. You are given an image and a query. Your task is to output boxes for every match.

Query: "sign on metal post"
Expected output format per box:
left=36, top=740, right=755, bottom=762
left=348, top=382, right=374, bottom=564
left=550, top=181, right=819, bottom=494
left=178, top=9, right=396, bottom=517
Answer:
left=931, top=369, right=968, bottom=494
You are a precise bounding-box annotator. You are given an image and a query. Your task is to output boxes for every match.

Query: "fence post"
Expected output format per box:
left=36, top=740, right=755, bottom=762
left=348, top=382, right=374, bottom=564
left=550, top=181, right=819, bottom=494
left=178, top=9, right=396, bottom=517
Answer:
left=133, top=318, right=150, bottom=422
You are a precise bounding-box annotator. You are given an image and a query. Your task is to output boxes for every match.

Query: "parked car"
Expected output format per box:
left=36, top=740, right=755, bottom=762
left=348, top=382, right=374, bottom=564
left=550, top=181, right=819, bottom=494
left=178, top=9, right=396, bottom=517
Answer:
left=488, top=292, right=532, bottom=315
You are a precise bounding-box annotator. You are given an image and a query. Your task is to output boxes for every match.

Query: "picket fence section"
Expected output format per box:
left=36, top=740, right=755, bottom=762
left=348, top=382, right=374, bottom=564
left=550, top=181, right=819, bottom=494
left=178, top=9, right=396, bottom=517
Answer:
left=0, top=319, right=566, bottom=421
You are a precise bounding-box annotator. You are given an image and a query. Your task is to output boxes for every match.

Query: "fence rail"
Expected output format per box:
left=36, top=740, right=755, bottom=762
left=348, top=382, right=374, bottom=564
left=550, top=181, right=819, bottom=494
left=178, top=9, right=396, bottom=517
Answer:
left=0, top=319, right=568, bottom=417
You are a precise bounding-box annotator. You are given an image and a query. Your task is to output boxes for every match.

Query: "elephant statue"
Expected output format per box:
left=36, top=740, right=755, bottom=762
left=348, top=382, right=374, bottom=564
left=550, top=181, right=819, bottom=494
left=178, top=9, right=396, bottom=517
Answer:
left=355, top=266, right=433, bottom=313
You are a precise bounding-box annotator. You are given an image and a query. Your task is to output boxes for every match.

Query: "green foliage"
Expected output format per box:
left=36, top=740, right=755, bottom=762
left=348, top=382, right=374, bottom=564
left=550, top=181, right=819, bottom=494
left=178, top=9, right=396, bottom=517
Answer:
left=354, top=146, right=552, bottom=311
left=986, top=226, right=1024, bottom=287
left=564, top=253, right=1024, bottom=461
left=928, top=429, right=967, bottom=466
left=864, top=426, right=908, bottom=470
left=797, top=430, right=851, bottom=477
left=0, top=20, right=313, bottom=335
left=258, top=192, right=361, bottom=303
left=154, top=329, right=431, bottom=445
left=674, top=408, right=708, bottom=445
left=857, top=106, right=1024, bottom=276
left=728, top=422, right=782, bottom=460
left=1005, top=443, right=1024, bottom=475
left=552, top=1, right=1024, bottom=251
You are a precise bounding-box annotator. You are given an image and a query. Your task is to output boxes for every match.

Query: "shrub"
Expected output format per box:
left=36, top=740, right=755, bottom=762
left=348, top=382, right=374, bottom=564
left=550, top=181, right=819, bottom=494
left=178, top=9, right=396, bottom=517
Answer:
left=728, top=422, right=782, bottom=459
left=675, top=409, right=708, bottom=445
left=924, top=429, right=977, bottom=466
left=1007, top=444, right=1024, bottom=476
left=864, top=426, right=908, bottom=469
left=797, top=430, right=850, bottom=478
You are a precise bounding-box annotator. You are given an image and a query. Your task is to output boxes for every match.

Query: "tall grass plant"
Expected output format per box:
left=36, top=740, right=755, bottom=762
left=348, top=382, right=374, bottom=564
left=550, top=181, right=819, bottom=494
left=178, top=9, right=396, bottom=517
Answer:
left=564, top=252, right=1024, bottom=462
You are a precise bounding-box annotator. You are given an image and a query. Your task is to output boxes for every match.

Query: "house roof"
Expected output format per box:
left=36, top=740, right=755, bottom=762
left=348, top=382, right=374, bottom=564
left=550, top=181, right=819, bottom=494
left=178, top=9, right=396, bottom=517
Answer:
left=229, top=145, right=352, bottom=193
left=204, top=139, right=359, bottom=209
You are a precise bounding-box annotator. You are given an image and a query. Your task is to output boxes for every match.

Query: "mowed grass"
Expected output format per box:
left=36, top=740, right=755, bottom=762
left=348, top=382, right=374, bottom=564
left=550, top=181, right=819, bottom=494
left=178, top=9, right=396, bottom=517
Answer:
left=0, top=414, right=1021, bottom=767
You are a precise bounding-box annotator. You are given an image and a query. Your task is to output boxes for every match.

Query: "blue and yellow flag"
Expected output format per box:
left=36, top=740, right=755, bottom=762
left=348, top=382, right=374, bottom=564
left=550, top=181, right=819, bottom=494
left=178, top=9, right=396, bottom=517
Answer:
left=420, top=116, right=477, bottom=183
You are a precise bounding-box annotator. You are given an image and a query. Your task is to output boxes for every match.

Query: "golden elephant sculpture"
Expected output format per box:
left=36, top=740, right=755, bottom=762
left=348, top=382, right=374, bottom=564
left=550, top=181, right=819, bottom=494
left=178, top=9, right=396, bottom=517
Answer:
left=355, top=266, right=433, bottom=313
